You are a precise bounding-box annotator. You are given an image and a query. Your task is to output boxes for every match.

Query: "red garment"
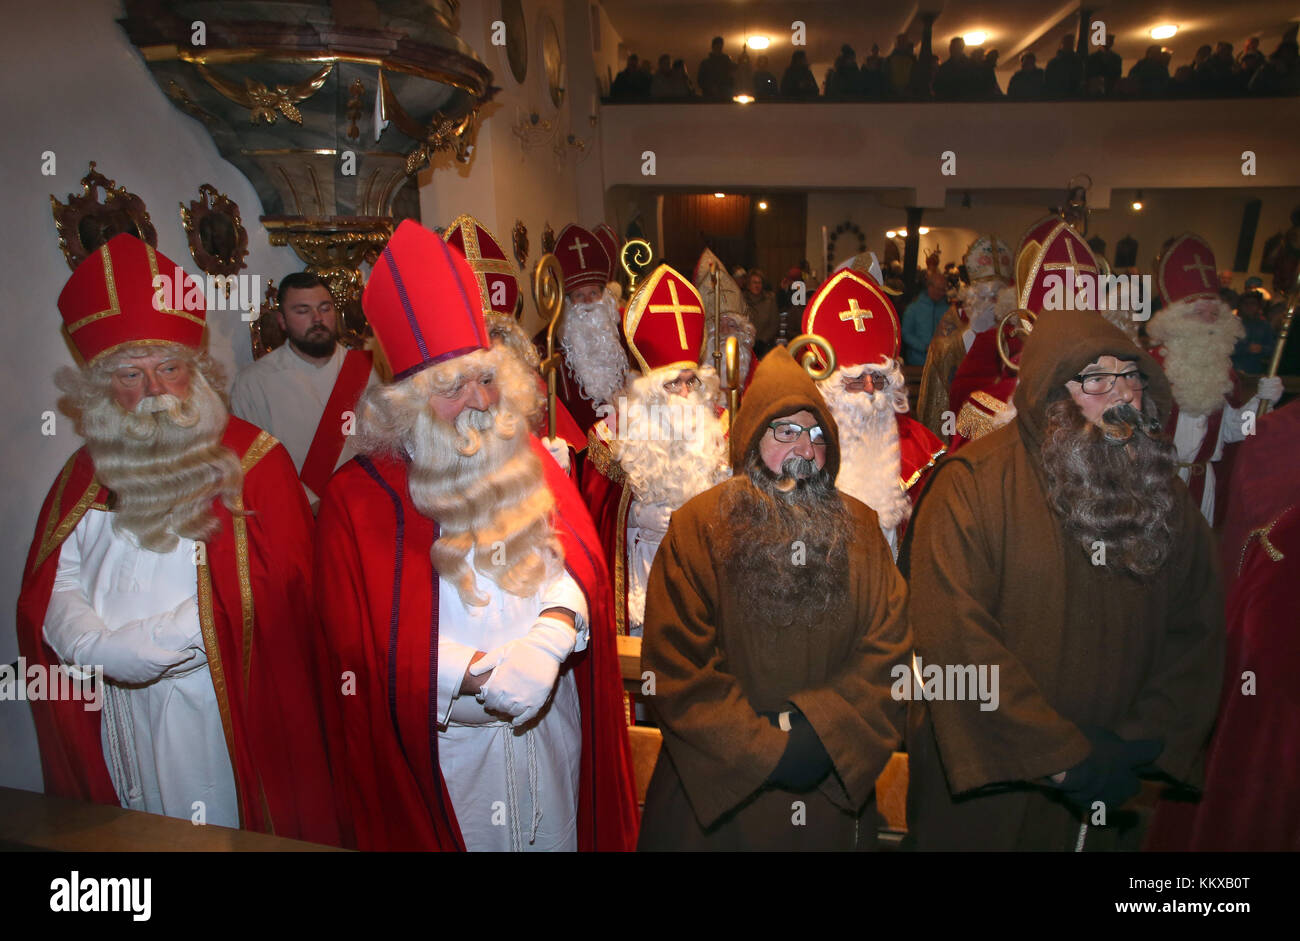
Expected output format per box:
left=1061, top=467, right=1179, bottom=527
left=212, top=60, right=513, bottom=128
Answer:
left=16, top=417, right=340, bottom=844
left=580, top=424, right=633, bottom=637
left=315, top=437, right=639, bottom=851
left=898, top=414, right=946, bottom=496
left=946, top=327, right=1019, bottom=453
left=1144, top=502, right=1300, bottom=851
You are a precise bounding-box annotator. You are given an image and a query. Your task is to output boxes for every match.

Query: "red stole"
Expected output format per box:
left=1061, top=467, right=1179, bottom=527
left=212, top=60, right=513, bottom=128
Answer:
left=299, top=348, right=372, bottom=497
left=315, top=438, right=639, bottom=851
left=16, top=418, right=339, bottom=844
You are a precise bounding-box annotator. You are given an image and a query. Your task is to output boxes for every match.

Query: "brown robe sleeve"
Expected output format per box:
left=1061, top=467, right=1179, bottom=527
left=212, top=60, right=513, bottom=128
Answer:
left=1115, top=493, right=1225, bottom=786
left=905, top=461, right=1091, bottom=793
left=641, top=497, right=789, bottom=829
left=790, top=503, right=911, bottom=812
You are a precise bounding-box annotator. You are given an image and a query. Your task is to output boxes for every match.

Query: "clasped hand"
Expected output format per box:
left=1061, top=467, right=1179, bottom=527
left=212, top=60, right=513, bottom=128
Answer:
left=468, top=615, right=577, bottom=727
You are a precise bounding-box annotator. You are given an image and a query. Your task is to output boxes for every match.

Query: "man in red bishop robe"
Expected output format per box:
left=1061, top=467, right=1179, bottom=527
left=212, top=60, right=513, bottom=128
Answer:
left=1146, top=233, right=1283, bottom=526
left=17, top=233, right=338, bottom=844
left=799, top=267, right=946, bottom=556
left=315, top=220, right=638, bottom=851
left=582, top=264, right=730, bottom=638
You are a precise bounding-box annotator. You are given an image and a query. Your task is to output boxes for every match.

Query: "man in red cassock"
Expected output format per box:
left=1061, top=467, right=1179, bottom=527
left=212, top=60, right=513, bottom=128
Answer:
left=799, top=267, right=946, bottom=556
left=1146, top=233, right=1283, bottom=526
left=315, top=220, right=638, bottom=851
left=582, top=264, right=730, bottom=638
left=16, top=233, right=338, bottom=844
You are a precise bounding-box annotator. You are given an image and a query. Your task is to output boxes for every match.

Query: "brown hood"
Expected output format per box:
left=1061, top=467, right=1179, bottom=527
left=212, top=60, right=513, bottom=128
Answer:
left=730, top=345, right=840, bottom=481
left=1012, top=308, right=1172, bottom=447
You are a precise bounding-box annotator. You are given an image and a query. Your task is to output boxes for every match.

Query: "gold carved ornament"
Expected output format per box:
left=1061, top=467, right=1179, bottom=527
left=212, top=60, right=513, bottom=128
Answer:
left=50, top=162, right=157, bottom=271
left=194, top=61, right=334, bottom=125
left=533, top=253, right=565, bottom=440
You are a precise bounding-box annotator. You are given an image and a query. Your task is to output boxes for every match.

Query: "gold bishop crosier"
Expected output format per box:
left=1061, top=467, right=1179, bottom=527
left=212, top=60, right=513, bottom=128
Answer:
left=621, top=239, right=652, bottom=292
left=1259, top=267, right=1299, bottom=419
left=996, top=307, right=1037, bottom=372
left=711, top=260, right=722, bottom=375
left=786, top=333, right=837, bottom=380
left=533, top=253, right=565, bottom=439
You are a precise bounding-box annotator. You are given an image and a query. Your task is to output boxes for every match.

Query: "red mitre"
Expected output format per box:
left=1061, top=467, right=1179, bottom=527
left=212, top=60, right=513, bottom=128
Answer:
left=624, top=264, right=705, bottom=374
left=592, top=223, right=620, bottom=281
left=57, top=233, right=206, bottom=366
left=1158, top=233, right=1220, bottom=306
left=1015, top=219, right=1100, bottom=314
left=444, top=213, right=520, bottom=317
left=1016, top=214, right=1065, bottom=263
left=363, top=219, right=490, bottom=380
left=555, top=224, right=611, bottom=295
left=801, top=268, right=902, bottom=371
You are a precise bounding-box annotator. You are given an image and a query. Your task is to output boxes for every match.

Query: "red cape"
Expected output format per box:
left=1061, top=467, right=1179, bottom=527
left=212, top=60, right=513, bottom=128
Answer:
left=15, top=417, right=340, bottom=844
left=580, top=424, right=634, bottom=638
left=898, top=414, right=946, bottom=497
left=314, top=437, right=639, bottom=851
left=946, top=327, right=1019, bottom=454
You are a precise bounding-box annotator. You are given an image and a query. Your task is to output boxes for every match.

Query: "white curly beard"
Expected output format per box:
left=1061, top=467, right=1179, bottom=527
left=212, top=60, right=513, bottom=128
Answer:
left=961, top=281, right=1016, bottom=334
left=610, top=368, right=731, bottom=509
left=818, top=362, right=912, bottom=532
left=1148, top=298, right=1242, bottom=417
left=558, top=293, right=628, bottom=405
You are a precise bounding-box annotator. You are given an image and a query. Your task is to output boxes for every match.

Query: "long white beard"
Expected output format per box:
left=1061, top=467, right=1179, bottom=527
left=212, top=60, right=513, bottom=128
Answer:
left=611, top=373, right=731, bottom=509
left=1148, top=299, right=1243, bottom=417
left=819, top=367, right=911, bottom=532
left=961, top=281, right=1016, bottom=334
left=558, top=293, right=628, bottom=404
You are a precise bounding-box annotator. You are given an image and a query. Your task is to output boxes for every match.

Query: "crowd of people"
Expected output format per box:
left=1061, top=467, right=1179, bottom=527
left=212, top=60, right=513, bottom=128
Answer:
left=17, top=209, right=1296, bottom=853
left=608, top=26, right=1300, bottom=103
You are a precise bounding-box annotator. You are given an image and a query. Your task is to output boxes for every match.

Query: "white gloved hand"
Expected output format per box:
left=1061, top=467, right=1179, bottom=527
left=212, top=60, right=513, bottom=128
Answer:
left=630, top=500, right=672, bottom=533
left=63, top=615, right=196, bottom=686
left=541, top=436, right=571, bottom=474
left=1257, top=375, right=1284, bottom=405
left=468, top=614, right=578, bottom=726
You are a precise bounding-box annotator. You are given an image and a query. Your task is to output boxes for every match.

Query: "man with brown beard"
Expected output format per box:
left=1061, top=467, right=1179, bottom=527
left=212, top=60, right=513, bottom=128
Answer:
left=637, top=345, right=910, bottom=850
left=583, top=264, right=731, bottom=638
left=314, top=221, right=637, bottom=851
left=1147, top=233, right=1283, bottom=526
left=17, top=234, right=338, bottom=843
left=901, top=308, right=1224, bottom=851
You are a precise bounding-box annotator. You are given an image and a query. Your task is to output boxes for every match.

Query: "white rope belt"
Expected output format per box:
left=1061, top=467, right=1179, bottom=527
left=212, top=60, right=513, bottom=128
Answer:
left=501, top=725, right=542, bottom=851
left=103, top=684, right=141, bottom=805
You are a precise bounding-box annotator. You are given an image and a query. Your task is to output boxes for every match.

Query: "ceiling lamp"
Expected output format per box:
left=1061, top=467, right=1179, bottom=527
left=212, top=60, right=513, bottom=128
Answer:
left=733, top=94, right=754, bottom=104
left=898, top=228, right=909, bottom=238
left=918, top=226, right=931, bottom=235
left=1151, top=25, right=1178, bottom=40
left=714, top=193, right=726, bottom=198
left=747, top=36, right=770, bottom=50
left=1131, top=190, right=1145, bottom=211
left=757, top=200, right=769, bottom=210
left=963, top=31, right=987, bottom=46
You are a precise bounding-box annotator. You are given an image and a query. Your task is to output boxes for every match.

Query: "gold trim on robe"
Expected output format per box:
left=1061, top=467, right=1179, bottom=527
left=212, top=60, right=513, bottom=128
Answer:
left=197, top=552, right=244, bottom=827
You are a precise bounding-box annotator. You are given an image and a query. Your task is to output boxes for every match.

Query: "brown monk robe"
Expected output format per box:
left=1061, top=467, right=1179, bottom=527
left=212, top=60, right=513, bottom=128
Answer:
left=638, top=346, right=910, bottom=850
left=900, top=308, right=1224, bottom=851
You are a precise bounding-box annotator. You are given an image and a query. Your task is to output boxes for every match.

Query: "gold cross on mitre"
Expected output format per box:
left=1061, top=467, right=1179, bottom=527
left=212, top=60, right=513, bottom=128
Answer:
left=839, top=296, right=873, bottom=332
left=1042, top=236, right=1098, bottom=276
left=648, top=278, right=701, bottom=347
left=1183, top=252, right=1215, bottom=288
left=569, top=236, right=590, bottom=269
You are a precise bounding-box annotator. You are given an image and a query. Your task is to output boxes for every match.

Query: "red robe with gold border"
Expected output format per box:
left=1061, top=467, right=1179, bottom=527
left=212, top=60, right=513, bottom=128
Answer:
left=314, top=437, right=639, bottom=851
left=15, top=417, right=340, bottom=844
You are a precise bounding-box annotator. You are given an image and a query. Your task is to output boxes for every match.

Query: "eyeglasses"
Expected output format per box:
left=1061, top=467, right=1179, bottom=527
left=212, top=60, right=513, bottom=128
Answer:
left=768, top=421, right=827, bottom=445
left=843, top=371, right=889, bottom=391
left=1071, top=369, right=1149, bottom=395
left=663, top=374, right=702, bottom=393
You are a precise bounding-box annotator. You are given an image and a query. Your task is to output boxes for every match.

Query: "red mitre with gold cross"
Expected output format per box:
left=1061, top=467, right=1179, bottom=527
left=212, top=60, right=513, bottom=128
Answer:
left=1158, top=233, right=1220, bottom=306
left=592, top=223, right=620, bottom=281
left=363, top=219, right=490, bottom=380
left=1015, top=218, right=1100, bottom=314
left=800, top=268, right=901, bottom=371
left=624, top=264, right=705, bottom=374
left=555, top=224, right=611, bottom=295
left=56, top=233, right=207, bottom=366
left=1016, top=214, right=1065, bottom=264
left=444, top=214, right=520, bottom=317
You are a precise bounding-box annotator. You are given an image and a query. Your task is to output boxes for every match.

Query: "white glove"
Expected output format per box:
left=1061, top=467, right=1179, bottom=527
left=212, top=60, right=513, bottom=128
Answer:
left=541, top=436, right=571, bottom=474
left=53, top=601, right=197, bottom=687
left=468, top=614, right=578, bottom=727
left=630, top=500, right=671, bottom=533
left=1258, top=375, right=1284, bottom=405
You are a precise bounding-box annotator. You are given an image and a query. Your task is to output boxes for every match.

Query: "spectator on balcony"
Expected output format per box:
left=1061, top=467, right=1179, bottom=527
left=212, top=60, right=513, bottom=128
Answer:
left=698, top=36, right=735, bottom=100
left=1169, top=64, right=1198, bottom=98
left=1086, top=34, right=1122, bottom=95
left=612, top=53, right=650, bottom=100
left=885, top=35, right=916, bottom=97
left=1250, top=25, right=1300, bottom=95
left=1044, top=33, right=1083, bottom=97
left=1128, top=44, right=1171, bottom=97
left=780, top=50, right=819, bottom=98
left=932, top=36, right=970, bottom=99
left=753, top=54, right=779, bottom=98
left=650, top=53, right=675, bottom=98
left=1237, top=36, right=1261, bottom=67
left=978, top=49, right=1004, bottom=96
left=860, top=43, right=886, bottom=98
left=901, top=271, right=952, bottom=366
left=827, top=44, right=862, bottom=98
left=1007, top=52, right=1046, bottom=99
left=668, top=58, right=696, bottom=98
left=734, top=47, right=755, bottom=99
